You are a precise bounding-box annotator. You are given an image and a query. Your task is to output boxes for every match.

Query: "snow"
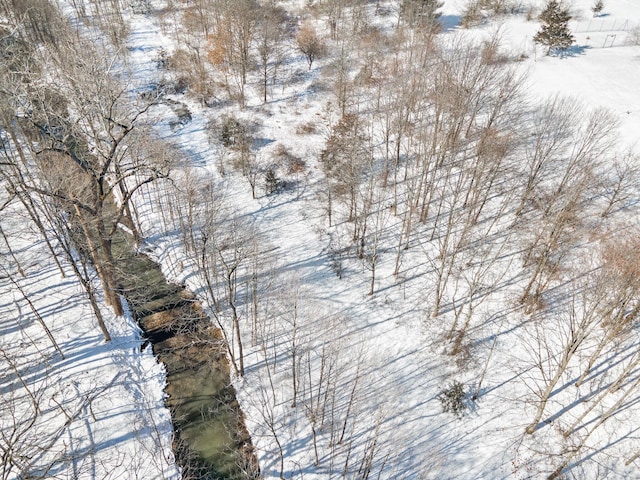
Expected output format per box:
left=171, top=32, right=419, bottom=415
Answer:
left=0, top=202, right=178, bottom=479
left=3, top=0, right=640, bottom=479
left=484, top=1, right=640, bottom=151
left=527, top=46, right=640, bottom=149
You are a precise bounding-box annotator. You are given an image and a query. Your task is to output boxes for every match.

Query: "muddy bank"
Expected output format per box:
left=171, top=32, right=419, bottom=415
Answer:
left=113, top=232, right=259, bottom=479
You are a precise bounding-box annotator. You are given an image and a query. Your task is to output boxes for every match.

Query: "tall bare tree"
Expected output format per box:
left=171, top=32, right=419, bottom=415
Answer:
left=256, top=4, right=290, bottom=103
left=208, top=0, right=259, bottom=107
left=0, top=3, right=173, bottom=318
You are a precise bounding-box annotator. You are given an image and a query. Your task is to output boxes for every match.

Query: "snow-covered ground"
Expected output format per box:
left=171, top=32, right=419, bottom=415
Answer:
left=133, top=1, right=640, bottom=478
left=99, top=0, right=640, bottom=477
left=3, top=0, right=640, bottom=479
left=0, top=201, right=178, bottom=479
left=487, top=0, right=640, bottom=150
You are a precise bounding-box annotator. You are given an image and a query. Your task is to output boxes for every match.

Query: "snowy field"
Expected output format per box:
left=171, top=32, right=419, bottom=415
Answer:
left=2, top=0, right=640, bottom=479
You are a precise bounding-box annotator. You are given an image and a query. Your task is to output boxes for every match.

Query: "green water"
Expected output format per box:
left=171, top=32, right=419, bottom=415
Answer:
left=168, top=359, right=242, bottom=475
left=112, top=230, right=256, bottom=479
left=157, top=332, right=248, bottom=478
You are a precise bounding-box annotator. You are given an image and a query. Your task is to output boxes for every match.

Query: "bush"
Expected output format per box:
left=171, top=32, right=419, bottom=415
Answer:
left=272, top=144, right=306, bottom=175
left=592, top=0, right=604, bottom=17
left=296, top=121, right=317, bottom=135
left=217, top=116, right=249, bottom=150
left=265, top=168, right=280, bottom=195
left=461, top=1, right=483, bottom=28
left=438, top=381, right=467, bottom=418
left=165, top=48, right=214, bottom=101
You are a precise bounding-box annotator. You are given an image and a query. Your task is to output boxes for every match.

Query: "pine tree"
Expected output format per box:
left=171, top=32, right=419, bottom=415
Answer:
left=265, top=167, right=279, bottom=195
left=592, top=0, right=604, bottom=17
left=533, top=1, right=575, bottom=55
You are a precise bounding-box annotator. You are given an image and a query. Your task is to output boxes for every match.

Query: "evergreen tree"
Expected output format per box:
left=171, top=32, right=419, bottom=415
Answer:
left=533, top=1, right=575, bottom=55
left=592, top=0, right=604, bottom=17
left=265, top=167, right=279, bottom=195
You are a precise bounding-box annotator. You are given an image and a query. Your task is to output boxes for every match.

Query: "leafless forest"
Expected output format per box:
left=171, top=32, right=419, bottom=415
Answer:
left=2, top=0, right=640, bottom=478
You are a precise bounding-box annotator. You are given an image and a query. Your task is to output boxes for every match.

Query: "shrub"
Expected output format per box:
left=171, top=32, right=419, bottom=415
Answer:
left=592, top=0, right=604, bottom=17
left=265, top=168, right=280, bottom=195
left=272, top=143, right=306, bottom=175
left=438, top=381, right=467, bottom=418
left=461, top=1, right=483, bottom=28
left=296, top=121, right=317, bottom=135
left=218, top=116, right=249, bottom=150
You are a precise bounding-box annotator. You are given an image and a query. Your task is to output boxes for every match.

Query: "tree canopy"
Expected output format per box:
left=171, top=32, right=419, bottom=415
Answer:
left=534, top=0, right=575, bottom=55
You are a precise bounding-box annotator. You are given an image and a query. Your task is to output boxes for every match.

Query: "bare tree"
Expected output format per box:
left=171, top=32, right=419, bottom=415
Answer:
left=300, top=318, right=342, bottom=466
left=0, top=350, right=55, bottom=480
left=175, top=170, right=257, bottom=378
left=549, top=370, right=640, bottom=479
left=0, top=0, right=65, bottom=47
left=518, top=198, right=580, bottom=311
left=0, top=342, right=117, bottom=479
left=574, top=237, right=640, bottom=387
left=320, top=112, right=371, bottom=228
left=597, top=151, right=640, bottom=218
left=278, top=275, right=303, bottom=408
left=363, top=192, right=390, bottom=296
left=256, top=4, right=291, bottom=103
left=296, top=21, right=326, bottom=70
left=322, top=0, right=347, bottom=39
left=448, top=235, right=514, bottom=356
left=208, top=0, right=260, bottom=107
left=180, top=0, right=215, bottom=38
left=1, top=263, right=65, bottom=355
left=514, top=96, right=587, bottom=218
left=523, top=287, right=600, bottom=434
left=324, top=40, right=358, bottom=116
left=249, top=356, right=285, bottom=479
left=517, top=105, right=616, bottom=308
left=6, top=31, right=174, bottom=316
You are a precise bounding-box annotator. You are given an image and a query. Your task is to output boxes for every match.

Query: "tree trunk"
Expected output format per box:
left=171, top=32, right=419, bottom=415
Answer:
left=228, top=268, right=244, bottom=377
left=74, top=205, right=123, bottom=316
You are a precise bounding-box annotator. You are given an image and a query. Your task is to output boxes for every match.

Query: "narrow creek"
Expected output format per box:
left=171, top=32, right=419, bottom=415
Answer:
left=112, top=229, right=259, bottom=479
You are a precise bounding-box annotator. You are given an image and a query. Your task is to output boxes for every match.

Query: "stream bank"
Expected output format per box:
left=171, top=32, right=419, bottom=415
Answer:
left=113, top=230, right=259, bottom=479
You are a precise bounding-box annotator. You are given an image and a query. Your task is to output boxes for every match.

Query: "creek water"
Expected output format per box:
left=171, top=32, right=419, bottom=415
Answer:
left=113, top=231, right=257, bottom=479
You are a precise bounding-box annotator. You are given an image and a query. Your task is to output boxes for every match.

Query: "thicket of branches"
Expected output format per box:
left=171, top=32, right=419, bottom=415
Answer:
left=150, top=1, right=640, bottom=476
left=0, top=1, right=176, bottom=477
left=2, top=0, right=640, bottom=478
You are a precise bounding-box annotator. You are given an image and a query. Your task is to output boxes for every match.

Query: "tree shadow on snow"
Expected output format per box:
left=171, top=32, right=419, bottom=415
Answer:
left=439, top=15, right=462, bottom=32
left=556, top=45, right=590, bottom=58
